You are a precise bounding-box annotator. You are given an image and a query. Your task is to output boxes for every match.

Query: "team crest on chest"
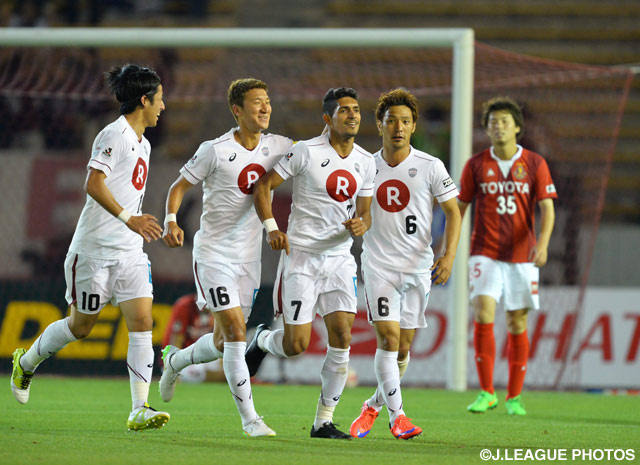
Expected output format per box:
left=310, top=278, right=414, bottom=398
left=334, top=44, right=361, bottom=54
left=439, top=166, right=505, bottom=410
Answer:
left=513, top=164, right=527, bottom=180
left=262, top=147, right=269, bottom=157
left=229, top=153, right=237, bottom=162
left=487, top=168, right=496, bottom=177
left=408, top=168, right=417, bottom=178
left=354, top=163, right=361, bottom=175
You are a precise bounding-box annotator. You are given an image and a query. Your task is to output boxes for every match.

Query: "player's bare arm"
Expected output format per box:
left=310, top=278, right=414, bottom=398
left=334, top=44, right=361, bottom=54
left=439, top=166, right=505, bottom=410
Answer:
left=530, top=198, right=555, bottom=267
left=162, top=175, right=194, bottom=248
left=431, top=197, right=462, bottom=285
left=457, top=199, right=470, bottom=220
left=253, top=168, right=290, bottom=255
left=85, top=168, right=162, bottom=242
left=343, top=195, right=372, bottom=237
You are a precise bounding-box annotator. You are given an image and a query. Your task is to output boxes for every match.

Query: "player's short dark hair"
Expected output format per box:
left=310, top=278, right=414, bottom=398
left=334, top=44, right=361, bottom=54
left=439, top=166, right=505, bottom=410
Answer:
left=104, top=64, right=161, bottom=115
left=322, top=87, right=359, bottom=116
left=227, top=78, right=268, bottom=113
left=481, top=96, right=524, bottom=140
left=375, top=88, right=419, bottom=123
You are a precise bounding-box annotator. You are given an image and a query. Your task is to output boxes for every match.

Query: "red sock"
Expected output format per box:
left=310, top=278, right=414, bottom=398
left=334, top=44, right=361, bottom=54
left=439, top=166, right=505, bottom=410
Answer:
left=474, top=322, right=495, bottom=394
left=507, top=330, right=529, bottom=399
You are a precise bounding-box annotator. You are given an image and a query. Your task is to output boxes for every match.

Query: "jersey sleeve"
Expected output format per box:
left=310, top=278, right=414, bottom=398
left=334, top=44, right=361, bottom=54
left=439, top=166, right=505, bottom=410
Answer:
left=180, top=141, right=217, bottom=185
left=274, top=141, right=309, bottom=180
left=431, top=159, right=460, bottom=203
left=457, top=158, right=477, bottom=203
left=534, top=157, right=558, bottom=201
left=88, top=128, right=126, bottom=177
left=358, top=156, right=376, bottom=198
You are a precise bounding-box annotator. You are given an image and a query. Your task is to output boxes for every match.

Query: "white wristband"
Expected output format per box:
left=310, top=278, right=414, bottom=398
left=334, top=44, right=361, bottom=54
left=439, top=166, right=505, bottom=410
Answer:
left=165, top=213, right=177, bottom=224
left=117, top=209, right=131, bottom=224
left=263, top=218, right=278, bottom=233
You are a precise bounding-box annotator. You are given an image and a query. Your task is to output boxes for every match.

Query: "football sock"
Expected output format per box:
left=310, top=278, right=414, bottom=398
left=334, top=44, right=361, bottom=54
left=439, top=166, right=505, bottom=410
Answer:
left=127, top=331, right=153, bottom=410
left=314, top=346, right=349, bottom=429
left=398, top=352, right=410, bottom=378
left=507, top=330, right=529, bottom=399
left=170, top=333, right=223, bottom=372
left=474, top=322, right=495, bottom=394
left=367, top=351, right=410, bottom=411
left=260, top=328, right=289, bottom=358
left=375, top=349, right=404, bottom=422
left=223, top=341, right=258, bottom=427
left=21, top=317, right=76, bottom=372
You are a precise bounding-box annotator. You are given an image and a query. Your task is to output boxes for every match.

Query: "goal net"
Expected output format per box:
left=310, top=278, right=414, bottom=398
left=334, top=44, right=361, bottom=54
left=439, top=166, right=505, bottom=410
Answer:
left=0, top=29, right=632, bottom=389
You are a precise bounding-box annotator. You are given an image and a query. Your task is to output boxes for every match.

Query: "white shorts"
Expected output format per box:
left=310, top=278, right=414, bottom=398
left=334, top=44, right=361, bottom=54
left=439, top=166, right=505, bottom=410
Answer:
left=193, top=258, right=260, bottom=321
left=64, top=252, right=153, bottom=314
left=362, top=260, right=432, bottom=329
left=468, top=255, right=539, bottom=311
left=273, top=248, right=357, bottom=325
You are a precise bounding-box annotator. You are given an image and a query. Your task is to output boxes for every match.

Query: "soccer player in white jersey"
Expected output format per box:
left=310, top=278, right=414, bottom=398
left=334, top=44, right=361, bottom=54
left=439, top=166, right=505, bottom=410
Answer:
left=11, top=64, right=170, bottom=431
left=247, top=87, right=375, bottom=440
left=349, top=89, right=461, bottom=439
left=160, top=78, right=293, bottom=437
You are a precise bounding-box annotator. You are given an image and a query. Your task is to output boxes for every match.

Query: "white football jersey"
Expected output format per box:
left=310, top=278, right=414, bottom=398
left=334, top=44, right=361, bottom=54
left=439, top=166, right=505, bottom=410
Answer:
left=363, top=147, right=459, bottom=274
left=69, top=115, right=151, bottom=259
left=180, top=128, right=293, bottom=263
left=275, top=133, right=375, bottom=255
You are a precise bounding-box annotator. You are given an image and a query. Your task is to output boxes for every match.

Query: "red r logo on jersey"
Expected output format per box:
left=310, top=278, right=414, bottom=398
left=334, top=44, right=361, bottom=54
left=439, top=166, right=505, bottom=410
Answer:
left=376, top=179, right=410, bottom=212
left=326, top=169, right=357, bottom=202
left=238, top=163, right=267, bottom=194
left=131, top=158, right=148, bottom=190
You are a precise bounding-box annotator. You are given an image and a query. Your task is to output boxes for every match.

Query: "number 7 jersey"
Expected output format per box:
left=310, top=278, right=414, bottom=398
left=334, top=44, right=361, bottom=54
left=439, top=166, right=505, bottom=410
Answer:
left=363, top=147, right=459, bottom=274
left=458, top=146, right=558, bottom=263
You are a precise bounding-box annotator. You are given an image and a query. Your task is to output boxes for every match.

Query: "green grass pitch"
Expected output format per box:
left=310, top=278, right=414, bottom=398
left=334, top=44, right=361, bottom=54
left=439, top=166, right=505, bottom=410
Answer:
left=2, top=376, right=638, bottom=465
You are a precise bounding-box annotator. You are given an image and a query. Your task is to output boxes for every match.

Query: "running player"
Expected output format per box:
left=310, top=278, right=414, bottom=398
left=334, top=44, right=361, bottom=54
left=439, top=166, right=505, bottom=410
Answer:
left=160, top=78, right=293, bottom=437
left=11, top=64, right=169, bottom=431
left=247, top=87, right=375, bottom=440
left=349, top=88, right=461, bottom=439
left=459, top=96, right=557, bottom=416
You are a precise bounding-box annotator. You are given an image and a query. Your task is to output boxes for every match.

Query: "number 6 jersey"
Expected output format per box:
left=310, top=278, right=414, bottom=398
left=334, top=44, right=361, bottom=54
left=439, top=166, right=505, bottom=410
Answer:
left=458, top=145, right=557, bottom=263
left=363, top=147, right=459, bottom=274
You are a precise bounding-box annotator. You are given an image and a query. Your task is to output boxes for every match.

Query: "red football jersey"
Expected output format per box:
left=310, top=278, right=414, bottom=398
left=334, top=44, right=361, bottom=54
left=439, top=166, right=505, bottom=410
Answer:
left=162, top=294, right=213, bottom=348
left=458, top=147, right=557, bottom=263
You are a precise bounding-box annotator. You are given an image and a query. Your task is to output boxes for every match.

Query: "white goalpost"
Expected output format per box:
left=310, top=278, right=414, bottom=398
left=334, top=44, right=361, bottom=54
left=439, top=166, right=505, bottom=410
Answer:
left=0, top=27, right=474, bottom=391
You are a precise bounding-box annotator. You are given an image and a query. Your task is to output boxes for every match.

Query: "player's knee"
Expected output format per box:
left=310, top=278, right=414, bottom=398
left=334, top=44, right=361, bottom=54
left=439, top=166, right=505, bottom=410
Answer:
left=69, top=322, right=92, bottom=339
left=128, top=315, right=153, bottom=332
left=331, top=329, right=352, bottom=349
left=507, top=320, right=527, bottom=334
left=284, top=337, right=308, bottom=356
left=398, top=349, right=410, bottom=361
left=379, top=334, right=399, bottom=351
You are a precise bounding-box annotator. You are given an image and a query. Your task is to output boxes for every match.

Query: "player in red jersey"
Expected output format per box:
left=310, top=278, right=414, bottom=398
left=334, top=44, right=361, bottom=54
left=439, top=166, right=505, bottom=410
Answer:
left=458, top=97, right=557, bottom=415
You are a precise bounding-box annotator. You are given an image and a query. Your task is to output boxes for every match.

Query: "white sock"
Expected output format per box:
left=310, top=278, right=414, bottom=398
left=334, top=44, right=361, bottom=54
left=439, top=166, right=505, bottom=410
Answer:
left=398, top=352, right=410, bottom=378
left=169, top=333, right=223, bottom=372
left=260, top=328, right=289, bottom=358
left=223, top=341, right=258, bottom=427
left=21, top=317, right=76, bottom=372
left=127, top=331, right=153, bottom=410
left=374, top=349, right=404, bottom=422
left=314, top=346, right=349, bottom=429
left=367, top=351, right=410, bottom=411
